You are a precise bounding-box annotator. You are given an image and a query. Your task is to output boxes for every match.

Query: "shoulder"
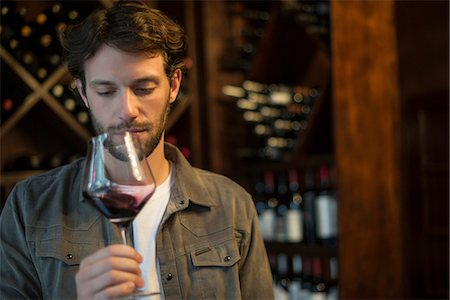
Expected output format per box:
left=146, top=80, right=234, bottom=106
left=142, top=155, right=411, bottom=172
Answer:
left=190, top=168, right=256, bottom=218
left=4, top=158, right=85, bottom=218
left=15, top=158, right=84, bottom=191
left=194, top=168, right=250, bottom=197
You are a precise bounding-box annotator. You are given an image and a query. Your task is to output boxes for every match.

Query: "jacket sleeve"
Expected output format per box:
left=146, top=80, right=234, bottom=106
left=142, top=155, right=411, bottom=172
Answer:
left=238, top=195, right=275, bottom=300
left=0, top=184, right=42, bottom=299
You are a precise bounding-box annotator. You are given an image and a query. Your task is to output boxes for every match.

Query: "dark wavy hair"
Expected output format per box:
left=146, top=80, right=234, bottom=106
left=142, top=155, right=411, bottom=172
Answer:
left=59, top=0, right=186, bottom=95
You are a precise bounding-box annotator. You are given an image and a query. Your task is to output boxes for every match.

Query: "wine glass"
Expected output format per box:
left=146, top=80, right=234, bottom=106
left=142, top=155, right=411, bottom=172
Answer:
left=82, top=131, right=159, bottom=298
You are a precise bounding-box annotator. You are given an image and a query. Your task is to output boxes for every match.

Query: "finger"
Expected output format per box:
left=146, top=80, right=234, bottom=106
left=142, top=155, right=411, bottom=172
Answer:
left=77, top=267, right=144, bottom=298
left=94, top=269, right=144, bottom=292
left=86, top=256, right=143, bottom=281
left=81, top=245, right=143, bottom=268
left=94, top=281, right=137, bottom=300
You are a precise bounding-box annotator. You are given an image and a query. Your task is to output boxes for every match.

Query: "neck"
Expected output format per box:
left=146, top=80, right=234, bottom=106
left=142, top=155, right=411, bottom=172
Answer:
left=146, top=136, right=169, bottom=186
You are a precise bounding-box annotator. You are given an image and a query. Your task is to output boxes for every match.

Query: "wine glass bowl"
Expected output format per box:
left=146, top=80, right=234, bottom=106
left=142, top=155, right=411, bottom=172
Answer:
left=83, top=132, right=155, bottom=225
left=82, top=131, right=158, bottom=297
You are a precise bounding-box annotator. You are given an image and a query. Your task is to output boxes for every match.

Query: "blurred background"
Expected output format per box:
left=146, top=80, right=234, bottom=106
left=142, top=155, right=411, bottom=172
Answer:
left=0, top=0, right=448, bottom=299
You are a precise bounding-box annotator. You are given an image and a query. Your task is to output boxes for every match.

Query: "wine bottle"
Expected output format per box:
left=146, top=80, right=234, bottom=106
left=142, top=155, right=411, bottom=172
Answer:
left=52, top=83, right=90, bottom=128
left=259, top=171, right=277, bottom=241
left=289, top=254, right=313, bottom=300
left=4, top=7, right=33, bottom=65
left=28, top=6, right=64, bottom=81
left=289, top=255, right=302, bottom=300
left=265, top=136, right=296, bottom=150
left=18, top=12, right=49, bottom=81
left=1, top=4, right=24, bottom=47
left=51, top=83, right=76, bottom=112
left=273, top=253, right=290, bottom=300
left=303, top=168, right=317, bottom=245
left=275, top=172, right=289, bottom=242
left=0, top=2, right=16, bottom=35
left=254, top=124, right=273, bottom=137
left=37, top=153, right=65, bottom=170
left=327, top=257, right=339, bottom=300
left=311, top=257, right=327, bottom=300
left=301, top=257, right=313, bottom=299
left=286, top=169, right=303, bottom=242
left=51, top=83, right=64, bottom=98
left=1, top=97, right=14, bottom=125
left=222, top=84, right=246, bottom=99
left=1, top=62, right=27, bottom=125
left=76, top=110, right=90, bottom=126
left=253, top=177, right=265, bottom=216
left=260, top=145, right=282, bottom=161
left=315, top=165, right=338, bottom=245
left=12, top=154, right=45, bottom=171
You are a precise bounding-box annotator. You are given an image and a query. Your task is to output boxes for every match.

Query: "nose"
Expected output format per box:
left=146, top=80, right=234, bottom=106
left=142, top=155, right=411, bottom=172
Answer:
left=118, top=88, right=139, bottom=120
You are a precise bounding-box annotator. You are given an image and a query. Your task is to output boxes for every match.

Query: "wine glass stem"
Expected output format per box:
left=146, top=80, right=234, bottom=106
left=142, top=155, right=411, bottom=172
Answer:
left=119, top=225, right=128, bottom=245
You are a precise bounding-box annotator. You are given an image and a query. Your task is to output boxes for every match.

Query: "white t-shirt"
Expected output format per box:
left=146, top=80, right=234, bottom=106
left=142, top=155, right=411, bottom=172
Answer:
left=133, top=163, right=174, bottom=299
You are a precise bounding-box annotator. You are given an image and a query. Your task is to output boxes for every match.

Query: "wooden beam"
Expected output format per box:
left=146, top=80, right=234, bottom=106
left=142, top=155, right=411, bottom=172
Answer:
left=331, top=1, right=405, bottom=298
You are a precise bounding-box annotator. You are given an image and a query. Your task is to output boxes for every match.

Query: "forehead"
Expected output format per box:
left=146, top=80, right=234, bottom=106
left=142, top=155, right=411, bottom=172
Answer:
left=84, top=45, right=165, bottom=81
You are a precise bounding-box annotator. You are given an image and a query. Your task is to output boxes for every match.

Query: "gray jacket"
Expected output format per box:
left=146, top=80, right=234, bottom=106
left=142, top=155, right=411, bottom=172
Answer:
left=0, top=144, right=274, bottom=299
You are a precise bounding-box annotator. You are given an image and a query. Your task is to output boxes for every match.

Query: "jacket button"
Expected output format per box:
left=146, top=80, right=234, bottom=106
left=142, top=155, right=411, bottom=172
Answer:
left=66, top=254, right=74, bottom=259
left=166, top=273, right=173, bottom=281
left=224, top=256, right=231, bottom=262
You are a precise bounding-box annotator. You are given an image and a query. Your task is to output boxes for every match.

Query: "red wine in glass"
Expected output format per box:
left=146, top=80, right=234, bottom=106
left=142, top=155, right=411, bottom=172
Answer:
left=84, top=186, right=152, bottom=227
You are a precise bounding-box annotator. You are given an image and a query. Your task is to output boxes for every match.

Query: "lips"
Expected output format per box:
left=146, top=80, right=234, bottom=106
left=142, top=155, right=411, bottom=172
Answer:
left=115, top=128, right=147, bottom=135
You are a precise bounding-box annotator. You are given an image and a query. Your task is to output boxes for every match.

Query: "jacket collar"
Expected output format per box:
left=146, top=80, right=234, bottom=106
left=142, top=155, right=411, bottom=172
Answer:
left=164, top=143, right=214, bottom=208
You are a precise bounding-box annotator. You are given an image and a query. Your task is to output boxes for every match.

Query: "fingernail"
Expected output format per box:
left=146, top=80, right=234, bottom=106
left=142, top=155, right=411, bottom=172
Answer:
left=136, top=252, right=143, bottom=262
left=138, top=277, right=144, bottom=288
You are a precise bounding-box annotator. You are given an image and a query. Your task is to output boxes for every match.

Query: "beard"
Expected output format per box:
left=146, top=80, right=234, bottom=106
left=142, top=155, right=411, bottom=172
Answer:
left=88, top=96, right=171, bottom=160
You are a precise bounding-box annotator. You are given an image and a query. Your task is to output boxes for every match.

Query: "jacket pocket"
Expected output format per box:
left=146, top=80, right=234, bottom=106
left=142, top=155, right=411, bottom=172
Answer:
left=189, top=238, right=242, bottom=299
left=191, top=240, right=240, bottom=268
left=36, top=238, right=100, bottom=265
left=33, top=237, right=102, bottom=299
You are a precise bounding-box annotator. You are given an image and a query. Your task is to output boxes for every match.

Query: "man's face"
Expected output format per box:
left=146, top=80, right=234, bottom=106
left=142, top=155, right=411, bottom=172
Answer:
left=77, top=45, right=181, bottom=158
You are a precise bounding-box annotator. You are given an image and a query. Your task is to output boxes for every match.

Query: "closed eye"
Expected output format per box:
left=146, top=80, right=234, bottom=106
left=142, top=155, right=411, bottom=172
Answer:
left=97, top=90, right=117, bottom=97
left=134, top=87, right=155, bottom=96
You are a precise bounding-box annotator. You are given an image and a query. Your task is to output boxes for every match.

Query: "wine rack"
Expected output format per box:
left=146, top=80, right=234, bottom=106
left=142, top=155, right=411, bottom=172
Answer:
left=202, top=0, right=338, bottom=298
left=0, top=0, right=202, bottom=209
left=0, top=1, right=103, bottom=206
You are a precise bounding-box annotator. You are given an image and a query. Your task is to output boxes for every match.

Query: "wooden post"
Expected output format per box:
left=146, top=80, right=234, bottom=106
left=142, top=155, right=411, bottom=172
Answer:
left=331, top=1, right=405, bottom=297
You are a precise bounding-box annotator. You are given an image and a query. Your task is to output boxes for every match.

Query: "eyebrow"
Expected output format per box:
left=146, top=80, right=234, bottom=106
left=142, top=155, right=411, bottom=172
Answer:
left=89, top=76, right=160, bottom=88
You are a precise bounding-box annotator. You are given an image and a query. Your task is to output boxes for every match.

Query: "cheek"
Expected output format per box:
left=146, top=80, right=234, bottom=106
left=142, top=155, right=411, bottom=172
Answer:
left=145, top=93, right=170, bottom=116
left=87, top=100, right=113, bottom=123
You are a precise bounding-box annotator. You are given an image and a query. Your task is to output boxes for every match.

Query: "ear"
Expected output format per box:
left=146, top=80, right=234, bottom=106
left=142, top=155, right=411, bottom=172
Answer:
left=76, top=79, right=89, bottom=108
left=169, top=69, right=182, bottom=104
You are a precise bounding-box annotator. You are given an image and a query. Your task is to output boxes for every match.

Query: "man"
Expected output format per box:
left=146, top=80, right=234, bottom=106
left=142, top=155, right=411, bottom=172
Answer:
left=0, top=1, right=274, bottom=299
